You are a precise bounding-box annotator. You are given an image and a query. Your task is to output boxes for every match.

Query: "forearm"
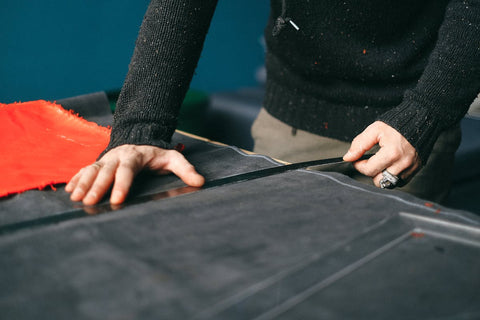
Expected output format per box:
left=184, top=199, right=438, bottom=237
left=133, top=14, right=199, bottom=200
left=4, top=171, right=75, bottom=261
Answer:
left=105, top=0, right=218, bottom=153
left=378, top=0, right=480, bottom=164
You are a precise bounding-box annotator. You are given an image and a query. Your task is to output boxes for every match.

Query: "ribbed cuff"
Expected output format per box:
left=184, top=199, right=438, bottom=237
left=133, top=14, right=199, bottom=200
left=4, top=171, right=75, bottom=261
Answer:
left=377, top=100, right=442, bottom=165
left=99, top=122, right=173, bottom=159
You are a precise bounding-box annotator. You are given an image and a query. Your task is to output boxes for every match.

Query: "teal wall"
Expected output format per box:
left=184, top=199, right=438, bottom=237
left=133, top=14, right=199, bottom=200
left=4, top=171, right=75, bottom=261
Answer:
left=0, top=1, right=269, bottom=103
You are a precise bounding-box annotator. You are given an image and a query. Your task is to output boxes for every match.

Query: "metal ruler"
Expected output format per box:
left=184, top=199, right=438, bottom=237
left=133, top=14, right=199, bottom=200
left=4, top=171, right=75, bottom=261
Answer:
left=0, top=154, right=371, bottom=236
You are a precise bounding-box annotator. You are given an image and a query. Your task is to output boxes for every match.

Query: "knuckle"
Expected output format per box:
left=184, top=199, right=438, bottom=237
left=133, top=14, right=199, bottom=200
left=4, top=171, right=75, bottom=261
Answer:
left=119, top=158, right=136, bottom=169
left=88, top=186, right=101, bottom=195
left=399, top=151, right=417, bottom=168
left=129, top=149, right=144, bottom=162
left=359, top=165, right=375, bottom=177
left=364, top=168, right=376, bottom=177
left=143, top=146, right=159, bottom=159
left=114, top=144, right=141, bottom=157
left=91, top=162, right=103, bottom=170
left=167, top=148, right=182, bottom=157
left=85, top=165, right=99, bottom=174
left=119, top=153, right=142, bottom=168
left=166, top=150, right=185, bottom=162
left=92, top=177, right=109, bottom=190
left=409, top=151, right=419, bottom=162
left=101, top=163, right=116, bottom=173
left=398, top=158, right=411, bottom=169
left=75, top=183, right=88, bottom=193
left=389, top=149, right=402, bottom=160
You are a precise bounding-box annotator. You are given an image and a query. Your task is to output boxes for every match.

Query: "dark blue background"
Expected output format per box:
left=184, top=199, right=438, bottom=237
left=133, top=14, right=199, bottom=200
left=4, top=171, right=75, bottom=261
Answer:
left=0, top=1, right=269, bottom=103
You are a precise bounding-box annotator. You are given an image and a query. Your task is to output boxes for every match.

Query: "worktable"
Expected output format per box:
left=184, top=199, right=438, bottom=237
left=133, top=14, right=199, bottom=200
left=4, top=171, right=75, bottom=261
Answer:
left=1, top=93, right=479, bottom=319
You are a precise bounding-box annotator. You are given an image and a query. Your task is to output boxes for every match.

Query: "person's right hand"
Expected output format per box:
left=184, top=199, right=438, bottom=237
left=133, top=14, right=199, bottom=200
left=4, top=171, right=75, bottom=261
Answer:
left=65, top=144, right=205, bottom=206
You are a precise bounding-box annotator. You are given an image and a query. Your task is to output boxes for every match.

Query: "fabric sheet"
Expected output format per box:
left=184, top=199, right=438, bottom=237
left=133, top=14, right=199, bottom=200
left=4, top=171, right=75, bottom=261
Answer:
left=0, top=100, right=110, bottom=197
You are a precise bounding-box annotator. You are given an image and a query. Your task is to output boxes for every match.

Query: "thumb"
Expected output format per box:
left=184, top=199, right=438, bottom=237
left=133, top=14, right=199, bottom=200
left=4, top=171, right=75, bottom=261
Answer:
left=157, top=150, right=205, bottom=187
left=177, top=165, right=205, bottom=187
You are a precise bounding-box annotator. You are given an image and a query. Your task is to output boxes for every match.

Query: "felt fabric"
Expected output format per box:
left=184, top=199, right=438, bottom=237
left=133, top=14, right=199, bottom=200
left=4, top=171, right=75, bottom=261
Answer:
left=0, top=100, right=110, bottom=197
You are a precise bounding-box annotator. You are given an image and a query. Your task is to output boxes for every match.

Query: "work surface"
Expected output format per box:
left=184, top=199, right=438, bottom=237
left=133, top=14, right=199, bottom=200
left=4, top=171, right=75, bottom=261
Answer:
left=1, top=93, right=479, bottom=319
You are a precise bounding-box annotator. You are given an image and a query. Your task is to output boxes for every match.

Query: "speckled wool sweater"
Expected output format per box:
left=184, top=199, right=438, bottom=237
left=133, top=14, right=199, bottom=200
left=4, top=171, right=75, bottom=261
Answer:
left=106, top=0, right=480, bottom=164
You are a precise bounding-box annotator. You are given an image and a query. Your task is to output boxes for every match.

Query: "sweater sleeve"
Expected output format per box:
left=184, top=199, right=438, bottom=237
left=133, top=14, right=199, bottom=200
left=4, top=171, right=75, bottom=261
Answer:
left=377, top=0, right=480, bottom=164
left=103, top=0, right=218, bottom=154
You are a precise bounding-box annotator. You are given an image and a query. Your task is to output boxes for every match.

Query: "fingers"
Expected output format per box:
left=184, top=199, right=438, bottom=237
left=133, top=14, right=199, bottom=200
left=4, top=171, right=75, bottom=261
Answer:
left=353, top=146, right=402, bottom=178
left=354, top=146, right=419, bottom=187
left=66, top=145, right=145, bottom=205
left=83, top=163, right=117, bottom=205
left=65, top=169, right=82, bottom=193
left=68, top=163, right=103, bottom=202
left=345, top=121, right=421, bottom=188
left=65, top=144, right=205, bottom=206
left=371, top=161, right=419, bottom=187
left=110, top=161, right=138, bottom=205
left=66, top=162, right=117, bottom=205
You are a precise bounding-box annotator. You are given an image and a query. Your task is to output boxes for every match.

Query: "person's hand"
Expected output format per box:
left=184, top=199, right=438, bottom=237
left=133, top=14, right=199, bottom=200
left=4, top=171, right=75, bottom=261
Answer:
left=343, top=121, right=421, bottom=187
left=65, top=144, right=205, bottom=205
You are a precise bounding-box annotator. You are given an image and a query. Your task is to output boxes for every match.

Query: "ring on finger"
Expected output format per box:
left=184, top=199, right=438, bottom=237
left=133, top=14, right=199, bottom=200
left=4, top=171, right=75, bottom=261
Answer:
left=91, top=162, right=103, bottom=170
left=380, top=169, right=400, bottom=189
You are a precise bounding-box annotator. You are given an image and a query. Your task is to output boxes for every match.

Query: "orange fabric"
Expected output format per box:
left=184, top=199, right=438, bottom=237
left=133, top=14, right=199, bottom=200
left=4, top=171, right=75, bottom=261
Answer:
left=0, top=100, right=110, bottom=197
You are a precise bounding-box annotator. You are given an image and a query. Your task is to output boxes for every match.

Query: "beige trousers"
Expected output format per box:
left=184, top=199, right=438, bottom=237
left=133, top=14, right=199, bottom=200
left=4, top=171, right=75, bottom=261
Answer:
left=251, top=108, right=461, bottom=203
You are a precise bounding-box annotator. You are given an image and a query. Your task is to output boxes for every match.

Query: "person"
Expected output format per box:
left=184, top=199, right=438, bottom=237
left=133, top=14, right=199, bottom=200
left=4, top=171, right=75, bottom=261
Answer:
left=66, top=0, right=480, bottom=206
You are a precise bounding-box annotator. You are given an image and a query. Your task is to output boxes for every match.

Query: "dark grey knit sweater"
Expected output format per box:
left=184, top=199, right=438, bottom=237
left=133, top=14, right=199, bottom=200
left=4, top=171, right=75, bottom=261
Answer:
left=105, top=0, right=480, bottom=164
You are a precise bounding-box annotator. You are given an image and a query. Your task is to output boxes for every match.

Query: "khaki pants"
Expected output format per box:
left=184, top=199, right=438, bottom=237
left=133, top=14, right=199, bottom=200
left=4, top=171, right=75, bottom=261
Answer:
left=251, top=108, right=461, bottom=203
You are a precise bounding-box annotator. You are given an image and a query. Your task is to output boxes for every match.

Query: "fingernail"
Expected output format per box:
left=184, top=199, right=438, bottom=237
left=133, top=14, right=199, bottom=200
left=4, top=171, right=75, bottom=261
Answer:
left=111, top=190, right=123, bottom=204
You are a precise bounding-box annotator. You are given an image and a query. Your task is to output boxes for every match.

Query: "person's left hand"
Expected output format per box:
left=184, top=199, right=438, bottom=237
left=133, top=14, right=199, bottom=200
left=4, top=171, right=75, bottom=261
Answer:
left=343, top=121, right=421, bottom=187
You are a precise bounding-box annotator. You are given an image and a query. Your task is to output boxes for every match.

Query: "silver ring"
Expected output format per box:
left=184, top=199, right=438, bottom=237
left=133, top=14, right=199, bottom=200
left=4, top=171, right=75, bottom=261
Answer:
left=380, top=170, right=399, bottom=189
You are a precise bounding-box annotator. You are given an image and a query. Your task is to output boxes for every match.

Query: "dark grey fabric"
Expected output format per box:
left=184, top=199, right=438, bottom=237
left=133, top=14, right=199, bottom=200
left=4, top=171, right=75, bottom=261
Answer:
left=0, top=133, right=280, bottom=227
left=57, top=91, right=113, bottom=127
left=1, top=93, right=479, bottom=319
left=1, top=165, right=479, bottom=319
